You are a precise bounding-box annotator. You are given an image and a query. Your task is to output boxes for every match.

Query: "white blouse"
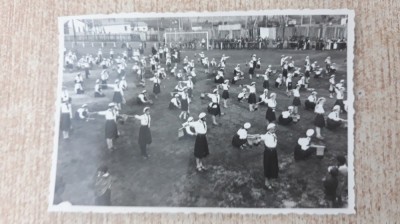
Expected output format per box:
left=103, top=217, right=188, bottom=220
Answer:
left=208, top=94, right=220, bottom=104
left=267, top=99, right=277, bottom=108
left=315, top=104, right=325, bottom=114
left=237, top=128, right=248, bottom=139
left=134, top=114, right=151, bottom=127
left=247, top=85, right=256, bottom=93
left=328, top=111, right=340, bottom=121
left=221, top=83, right=229, bottom=90
left=189, top=120, right=207, bottom=134
left=260, top=132, right=277, bottom=148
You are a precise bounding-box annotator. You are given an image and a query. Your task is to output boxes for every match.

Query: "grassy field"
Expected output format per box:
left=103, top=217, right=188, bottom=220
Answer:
left=55, top=41, right=348, bottom=208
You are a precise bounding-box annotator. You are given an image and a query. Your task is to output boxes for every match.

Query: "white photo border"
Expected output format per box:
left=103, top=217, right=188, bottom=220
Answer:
left=49, top=9, right=355, bottom=215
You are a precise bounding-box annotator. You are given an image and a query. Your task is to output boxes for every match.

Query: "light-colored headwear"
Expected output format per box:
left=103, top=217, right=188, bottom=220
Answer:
left=142, top=90, right=147, bottom=93
left=268, top=65, right=271, bottom=68
left=267, top=123, right=276, bottom=130
left=175, top=94, right=179, bottom=97
left=143, top=107, right=150, bottom=113
left=244, top=122, right=251, bottom=129
left=306, top=129, right=315, bottom=137
left=213, top=89, right=218, bottom=93
left=312, top=91, right=317, bottom=95
left=288, top=106, right=294, bottom=110
left=82, top=104, right=87, bottom=108
left=340, top=79, right=345, bottom=83
left=199, top=112, right=206, bottom=119
left=270, top=93, right=276, bottom=98
left=224, top=79, right=229, bottom=83
left=187, top=117, right=194, bottom=122
left=331, top=75, right=335, bottom=78
left=251, top=82, right=256, bottom=85
left=114, top=79, right=119, bottom=83
left=108, top=102, right=115, bottom=107
left=96, top=79, right=100, bottom=83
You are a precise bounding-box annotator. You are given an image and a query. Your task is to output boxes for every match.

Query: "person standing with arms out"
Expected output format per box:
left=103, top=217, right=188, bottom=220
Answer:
left=265, top=93, right=277, bottom=126
left=259, top=123, right=278, bottom=190
left=100, top=70, right=109, bottom=89
left=60, top=99, right=73, bottom=140
left=334, top=86, right=346, bottom=113
left=285, top=72, right=293, bottom=97
left=248, top=58, right=255, bottom=80
left=329, top=74, right=336, bottom=98
left=245, top=82, right=257, bottom=111
left=185, top=112, right=210, bottom=172
left=149, top=73, right=162, bottom=99
left=292, top=84, right=301, bottom=115
left=110, top=79, right=125, bottom=110
left=262, top=65, right=272, bottom=90
left=178, top=88, right=190, bottom=120
left=324, top=56, right=332, bottom=74
left=134, top=107, right=152, bottom=160
left=314, top=97, right=327, bottom=140
left=94, top=165, right=112, bottom=206
left=207, top=89, right=222, bottom=126
left=220, top=79, right=230, bottom=108
left=96, top=103, right=120, bottom=151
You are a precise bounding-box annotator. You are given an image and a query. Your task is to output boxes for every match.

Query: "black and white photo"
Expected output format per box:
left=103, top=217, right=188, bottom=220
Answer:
left=50, top=10, right=355, bottom=214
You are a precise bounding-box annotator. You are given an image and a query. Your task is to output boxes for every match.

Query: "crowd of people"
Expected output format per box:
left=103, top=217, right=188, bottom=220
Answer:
left=59, top=41, right=349, bottom=207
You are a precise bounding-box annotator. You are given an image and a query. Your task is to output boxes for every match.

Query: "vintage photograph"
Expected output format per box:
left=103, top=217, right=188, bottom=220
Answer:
left=50, top=10, right=355, bottom=213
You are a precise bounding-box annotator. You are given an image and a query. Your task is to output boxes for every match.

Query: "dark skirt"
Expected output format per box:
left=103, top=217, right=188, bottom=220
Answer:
left=95, top=189, right=111, bottom=206
left=208, top=103, right=221, bottom=116
left=294, top=144, right=316, bottom=161
left=256, top=64, right=261, bottom=69
left=305, top=70, right=310, bottom=78
left=249, top=67, right=254, bottom=75
left=222, top=90, right=229, bottom=99
left=101, top=80, right=108, bottom=89
left=305, top=100, right=316, bottom=110
left=60, top=113, right=71, bottom=131
left=263, top=80, right=269, bottom=89
left=287, top=82, right=293, bottom=90
left=278, top=115, right=293, bottom=125
left=138, top=126, right=152, bottom=145
left=282, top=69, right=288, bottom=78
left=266, top=107, right=276, bottom=122
left=334, top=99, right=345, bottom=112
left=112, top=92, right=123, bottom=103
left=153, top=83, right=161, bottom=94
left=293, top=97, right=301, bottom=106
left=232, top=134, right=247, bottom=147
left=187, top=88, right=193, bottom=98
left=264, top=147, right=279, bottom=179
left=151, top=64, right=156, bottom=71
left=314, top=114, right=326, bottom=128
left=105, top=120, right=118, bottom=139
left=181, top=99, right=189, bottom=111
left=215, top=77, right=224, bottom=84
left=327, top=118, right=341, bottom=130
left=248, top=93, right=257, bottom=104
left=194, top=134, right=209, bottom=158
